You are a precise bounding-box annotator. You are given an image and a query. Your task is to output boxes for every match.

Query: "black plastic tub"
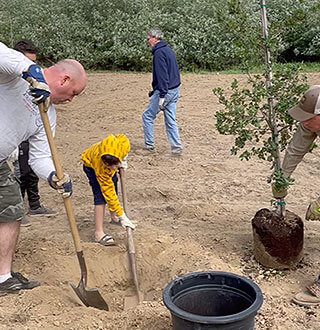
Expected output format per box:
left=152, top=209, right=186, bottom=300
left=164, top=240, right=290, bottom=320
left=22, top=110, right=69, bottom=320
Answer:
left=163, top=271, right=263, bottom=330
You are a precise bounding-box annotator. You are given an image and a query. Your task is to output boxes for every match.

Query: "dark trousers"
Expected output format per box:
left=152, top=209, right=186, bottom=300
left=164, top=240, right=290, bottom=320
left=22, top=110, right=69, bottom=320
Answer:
left=18, top=141, right=40, bottom=210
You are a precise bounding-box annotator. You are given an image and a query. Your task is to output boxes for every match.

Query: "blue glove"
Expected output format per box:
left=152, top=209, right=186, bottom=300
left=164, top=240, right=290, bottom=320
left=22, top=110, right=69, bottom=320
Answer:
left=22, top=64, right=50, bottom=105
left=48, top=171, right=72, bottom=198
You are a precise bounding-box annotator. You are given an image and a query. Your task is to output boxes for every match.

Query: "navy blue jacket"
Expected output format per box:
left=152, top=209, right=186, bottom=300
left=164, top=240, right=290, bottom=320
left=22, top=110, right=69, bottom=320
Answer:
left=151, top=40, right=180, bottom=98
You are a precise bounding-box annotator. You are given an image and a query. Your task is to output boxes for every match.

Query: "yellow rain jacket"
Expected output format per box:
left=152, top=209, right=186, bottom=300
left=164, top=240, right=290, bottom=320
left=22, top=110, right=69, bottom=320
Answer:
left=81, top=134, right=130, bottom=216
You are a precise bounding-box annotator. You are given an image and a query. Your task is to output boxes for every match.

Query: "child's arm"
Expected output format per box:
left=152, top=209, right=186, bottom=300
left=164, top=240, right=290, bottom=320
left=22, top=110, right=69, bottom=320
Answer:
left=97, top=173, right=123, bottom=215
left=97, top=172, right=135, bottom=229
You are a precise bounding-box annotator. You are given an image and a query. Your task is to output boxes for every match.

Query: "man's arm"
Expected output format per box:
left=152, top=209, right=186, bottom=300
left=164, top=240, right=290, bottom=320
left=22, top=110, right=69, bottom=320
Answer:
left=28, top=108, right=72, bottom=198
left=0, top=42, right=50, bottom=106
left=27, top=106, right=56, bottom=180
left=154, top=52, right=169, bottom=98
left=0, top=42, right=33, bottom=77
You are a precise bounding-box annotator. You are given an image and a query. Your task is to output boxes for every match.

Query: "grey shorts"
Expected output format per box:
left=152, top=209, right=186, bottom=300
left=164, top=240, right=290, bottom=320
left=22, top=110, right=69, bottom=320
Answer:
left=0, top=160, right=24, bottom=222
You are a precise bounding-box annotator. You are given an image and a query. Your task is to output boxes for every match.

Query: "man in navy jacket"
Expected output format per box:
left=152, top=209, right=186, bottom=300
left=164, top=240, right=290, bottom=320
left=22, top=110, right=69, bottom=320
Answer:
left=142, top=28, right=183, bottom=154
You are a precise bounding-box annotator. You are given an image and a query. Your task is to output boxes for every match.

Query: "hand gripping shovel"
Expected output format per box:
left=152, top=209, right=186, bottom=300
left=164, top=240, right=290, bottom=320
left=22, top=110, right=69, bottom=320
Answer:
left=119, top=168, right=144, bottom=309
left=38, top=103, right=108, bottom=311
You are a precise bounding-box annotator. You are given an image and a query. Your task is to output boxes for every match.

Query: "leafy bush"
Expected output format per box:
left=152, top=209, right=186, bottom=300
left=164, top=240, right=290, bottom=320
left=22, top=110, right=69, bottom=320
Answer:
left=0, top=0, right=319, bottom=70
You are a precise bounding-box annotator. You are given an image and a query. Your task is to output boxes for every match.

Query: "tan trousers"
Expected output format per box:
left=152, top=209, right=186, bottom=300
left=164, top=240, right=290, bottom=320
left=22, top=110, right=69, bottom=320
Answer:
left=282, top=124, right=318, bottom=178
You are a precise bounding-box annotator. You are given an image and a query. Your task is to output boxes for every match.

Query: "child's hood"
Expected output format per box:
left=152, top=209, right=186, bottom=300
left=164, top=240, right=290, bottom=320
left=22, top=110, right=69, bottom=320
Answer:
left=99, top=134, right=130, bottom=161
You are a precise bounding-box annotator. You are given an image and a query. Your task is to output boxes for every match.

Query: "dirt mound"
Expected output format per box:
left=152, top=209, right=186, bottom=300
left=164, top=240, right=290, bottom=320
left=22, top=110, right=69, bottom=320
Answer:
left=1, top=72, right=320, bottom=329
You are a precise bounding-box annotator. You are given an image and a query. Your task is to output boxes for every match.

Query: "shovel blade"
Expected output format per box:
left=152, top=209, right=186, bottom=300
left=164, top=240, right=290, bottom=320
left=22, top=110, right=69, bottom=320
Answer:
left=70, top=282, right=109, bottom=311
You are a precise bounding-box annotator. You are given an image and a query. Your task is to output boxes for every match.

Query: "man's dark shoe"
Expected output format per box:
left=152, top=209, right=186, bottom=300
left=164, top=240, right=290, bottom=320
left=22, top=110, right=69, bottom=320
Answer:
left=144, top=144, right=155, bottom=151
left=0, top=272, right=40, bottom=295
left=171, top=147, right=183, bottom=155
left=28, top=205, right=57, bottom=217
left=20, top=216, right=31, bottom=227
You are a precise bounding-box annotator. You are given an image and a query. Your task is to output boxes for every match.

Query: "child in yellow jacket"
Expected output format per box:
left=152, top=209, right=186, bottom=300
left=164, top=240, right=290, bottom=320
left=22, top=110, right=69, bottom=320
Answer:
left=81, top=134, right=135, bottom=246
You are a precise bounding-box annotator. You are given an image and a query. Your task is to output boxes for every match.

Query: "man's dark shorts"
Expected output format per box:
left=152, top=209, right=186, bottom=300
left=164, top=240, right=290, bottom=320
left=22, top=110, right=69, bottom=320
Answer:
left=0, top=160, right=24, bottom=222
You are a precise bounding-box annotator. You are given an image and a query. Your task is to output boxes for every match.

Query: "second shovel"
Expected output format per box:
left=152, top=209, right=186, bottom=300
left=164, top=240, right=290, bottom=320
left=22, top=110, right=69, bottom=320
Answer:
left=119, top=168, right=144, bottom=309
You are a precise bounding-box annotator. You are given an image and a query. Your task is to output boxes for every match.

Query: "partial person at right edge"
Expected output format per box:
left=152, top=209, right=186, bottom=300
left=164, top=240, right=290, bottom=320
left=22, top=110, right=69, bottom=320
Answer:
left=273, top=85, right=320, bottom=306
left=142, top=28, right=183, bottom=154
left=0, top=41, right=86, bottom=296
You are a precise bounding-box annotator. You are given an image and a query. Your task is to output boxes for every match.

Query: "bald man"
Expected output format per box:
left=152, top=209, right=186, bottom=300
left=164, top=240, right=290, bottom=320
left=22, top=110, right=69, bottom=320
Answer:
left=0, top=41, right=86, bottom=295
left=12, top=40, right=56, bottom=224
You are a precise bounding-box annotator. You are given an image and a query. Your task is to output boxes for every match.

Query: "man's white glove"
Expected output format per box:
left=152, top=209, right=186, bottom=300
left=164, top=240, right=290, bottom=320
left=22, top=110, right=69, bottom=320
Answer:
left=119, top=156, right=128, bottom=171
left=159, top=97, right=165, bottom=111
left=118, top=212, right=135, bottom=229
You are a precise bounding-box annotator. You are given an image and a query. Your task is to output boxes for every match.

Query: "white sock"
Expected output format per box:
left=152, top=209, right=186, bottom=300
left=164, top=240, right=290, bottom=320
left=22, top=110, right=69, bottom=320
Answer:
left=0, top=273, right=12, bottom=283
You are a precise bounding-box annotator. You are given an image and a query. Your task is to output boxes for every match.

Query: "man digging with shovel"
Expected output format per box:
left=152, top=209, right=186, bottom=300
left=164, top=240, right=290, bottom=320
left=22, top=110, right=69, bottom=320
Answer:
left=0, top=41, right=86, bottom=295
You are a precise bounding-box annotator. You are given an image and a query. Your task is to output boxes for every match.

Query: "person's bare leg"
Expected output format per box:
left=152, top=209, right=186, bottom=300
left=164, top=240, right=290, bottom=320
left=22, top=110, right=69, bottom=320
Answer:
left=94, top=204, right=106, bottom=241
left=0, top=221, right=20, bottom=275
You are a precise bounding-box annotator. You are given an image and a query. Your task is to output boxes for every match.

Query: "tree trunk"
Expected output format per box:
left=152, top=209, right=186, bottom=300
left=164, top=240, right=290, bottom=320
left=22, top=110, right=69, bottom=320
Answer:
left=252, top=208, right=303, bottom=269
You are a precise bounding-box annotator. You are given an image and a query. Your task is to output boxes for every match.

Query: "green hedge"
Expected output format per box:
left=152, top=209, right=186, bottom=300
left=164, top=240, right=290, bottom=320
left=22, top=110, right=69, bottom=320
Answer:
left=0, top=0, right=319, bottom=70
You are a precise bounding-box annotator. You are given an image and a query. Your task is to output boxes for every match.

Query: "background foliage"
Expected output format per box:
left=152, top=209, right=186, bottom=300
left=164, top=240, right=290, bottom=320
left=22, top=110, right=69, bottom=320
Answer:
left=1, top=0, right=320, bottom=70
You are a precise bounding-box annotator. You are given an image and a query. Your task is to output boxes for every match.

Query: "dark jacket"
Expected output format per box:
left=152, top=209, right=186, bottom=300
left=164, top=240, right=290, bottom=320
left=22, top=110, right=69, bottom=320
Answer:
left=151, top=40, right=180, bottom=98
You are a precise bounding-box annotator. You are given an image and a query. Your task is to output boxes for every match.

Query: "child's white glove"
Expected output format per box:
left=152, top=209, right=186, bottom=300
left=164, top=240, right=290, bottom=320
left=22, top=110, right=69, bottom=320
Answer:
left=119, top=155, right=128, bottom=171
left=119, top=212, right=135, bottom=229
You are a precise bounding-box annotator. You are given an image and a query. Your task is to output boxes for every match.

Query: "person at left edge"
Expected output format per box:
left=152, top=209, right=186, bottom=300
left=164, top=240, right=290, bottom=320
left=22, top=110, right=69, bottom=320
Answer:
left=12, top=40, right=57, bottom=226
left=0, top=41, right=86, bottom=296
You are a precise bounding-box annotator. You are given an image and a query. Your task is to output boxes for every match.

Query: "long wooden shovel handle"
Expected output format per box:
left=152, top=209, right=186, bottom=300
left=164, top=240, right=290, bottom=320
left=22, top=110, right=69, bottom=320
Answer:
left=38, top=103, right=82, bottom=253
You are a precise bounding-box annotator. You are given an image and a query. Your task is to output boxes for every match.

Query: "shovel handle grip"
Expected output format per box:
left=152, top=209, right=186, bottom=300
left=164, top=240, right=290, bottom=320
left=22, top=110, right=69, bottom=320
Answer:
left=38, top=103, right=82, bottom=253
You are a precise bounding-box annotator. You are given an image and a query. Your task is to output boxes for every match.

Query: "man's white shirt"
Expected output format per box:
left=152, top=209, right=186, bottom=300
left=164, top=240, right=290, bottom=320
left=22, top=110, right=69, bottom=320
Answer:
left=0, top=42, right=55, bottom=180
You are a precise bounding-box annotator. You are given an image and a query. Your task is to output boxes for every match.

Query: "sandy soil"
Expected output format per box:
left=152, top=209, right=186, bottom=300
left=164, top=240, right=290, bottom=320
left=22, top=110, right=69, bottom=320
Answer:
left=1, top=72, right=320, bottom=330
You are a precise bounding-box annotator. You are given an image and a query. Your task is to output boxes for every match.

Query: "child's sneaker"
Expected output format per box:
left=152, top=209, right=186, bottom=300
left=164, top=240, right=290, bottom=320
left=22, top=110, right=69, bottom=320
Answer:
left=28, top=205, right=57, bottom=217
left=0, top=272, right=40, bottom=295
